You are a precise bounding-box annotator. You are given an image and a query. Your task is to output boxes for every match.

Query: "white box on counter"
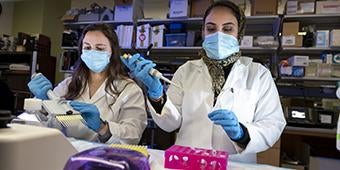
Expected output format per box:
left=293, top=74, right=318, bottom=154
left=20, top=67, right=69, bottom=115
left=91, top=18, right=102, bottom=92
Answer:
left=288, top=55, right=309, bottom=66
left=241, top=36, right=253, bottom=47
left=316, top=30, right=329, bottom=48
left=316, top=0, right=340, bottom=14
left=330, top=29, right=340, bottom=47
left=136, top=24, right=151, bottom=49
left=151, top=25, right=165, bottom=48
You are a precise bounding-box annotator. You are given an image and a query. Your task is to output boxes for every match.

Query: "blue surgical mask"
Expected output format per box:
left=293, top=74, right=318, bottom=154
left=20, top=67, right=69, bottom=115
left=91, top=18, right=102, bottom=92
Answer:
left=81, top=50, right=111, bottom=73
left=202, top=32, right=240, bottom=60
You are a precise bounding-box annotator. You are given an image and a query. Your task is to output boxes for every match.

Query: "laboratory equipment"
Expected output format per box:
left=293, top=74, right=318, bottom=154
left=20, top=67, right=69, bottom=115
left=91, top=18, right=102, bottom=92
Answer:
left=0, top=123, right=77, bottom=170
left=64, top=146, right=150, bottom=170
left=110, top=144, right=149, bottom=157
left=164, top=145, right=229, bottom=170
left=122, top=54, right=181, bottom=89
left=29, top=73, right=86, bottom=128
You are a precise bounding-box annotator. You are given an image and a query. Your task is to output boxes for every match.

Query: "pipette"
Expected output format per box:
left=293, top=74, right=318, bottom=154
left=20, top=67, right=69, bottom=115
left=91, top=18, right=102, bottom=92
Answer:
left=122, top=54, right=181, bottom=89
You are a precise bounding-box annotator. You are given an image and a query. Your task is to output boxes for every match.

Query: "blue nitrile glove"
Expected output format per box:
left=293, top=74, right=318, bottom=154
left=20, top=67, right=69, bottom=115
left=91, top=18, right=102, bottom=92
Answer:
left=120, top=53, right=163, bottom=99
left=208, top=109, right=244, bottom=140
left=27, top=74, right=52, bottom=100
left=70, top=101, right=101, bottom=132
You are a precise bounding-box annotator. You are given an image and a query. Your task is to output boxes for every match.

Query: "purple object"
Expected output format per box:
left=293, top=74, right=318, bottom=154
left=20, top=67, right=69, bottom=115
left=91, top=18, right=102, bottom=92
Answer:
left=64, top=146, right=150, bottom=170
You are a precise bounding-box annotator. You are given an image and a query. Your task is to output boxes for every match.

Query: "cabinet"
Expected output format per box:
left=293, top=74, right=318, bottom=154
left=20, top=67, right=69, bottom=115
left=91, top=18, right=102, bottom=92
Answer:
left=277, top=13, right=340, bottom=170
left=0, top=51, right=37, bottom=115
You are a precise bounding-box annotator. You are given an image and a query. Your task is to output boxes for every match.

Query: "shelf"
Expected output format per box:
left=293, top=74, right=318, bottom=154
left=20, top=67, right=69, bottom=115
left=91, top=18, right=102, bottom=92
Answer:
left=138, top=15, right=280, bottom=25
left=280, top=77, right=340, bottom=82
left=134, top=46, right=277, bottom=53
left=61, top=47, right=78, bottom=50
left=245, top=15, right=280, bottom=25
left=0, top=70, right=30, bottom=75
left=0, top=51, right=32, bottom=55
left=138, top=17, right=203, bottom=25
left=59, top=70, right=74, bottom=73
left=63, top=20, right=133, bottom=26
left=281, top=47, right=340, bottom=54
left=283, top=14, right=340, bottom=24
left=284, top=126, right=337, bottom=138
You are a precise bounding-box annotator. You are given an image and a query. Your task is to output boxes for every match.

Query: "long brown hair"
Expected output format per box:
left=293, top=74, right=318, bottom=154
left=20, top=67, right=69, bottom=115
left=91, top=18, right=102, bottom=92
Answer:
left=64, top=24, right=130, bottom=100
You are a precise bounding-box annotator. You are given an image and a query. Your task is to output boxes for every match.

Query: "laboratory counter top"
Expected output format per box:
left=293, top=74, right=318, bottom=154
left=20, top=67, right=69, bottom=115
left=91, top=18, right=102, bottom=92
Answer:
left=70, top=139, right=291, bottom=170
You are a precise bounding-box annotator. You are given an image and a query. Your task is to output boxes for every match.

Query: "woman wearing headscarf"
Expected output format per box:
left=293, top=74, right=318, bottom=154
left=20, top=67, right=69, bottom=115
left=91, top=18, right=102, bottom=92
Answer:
left=121, top=1, right=286, bottom=162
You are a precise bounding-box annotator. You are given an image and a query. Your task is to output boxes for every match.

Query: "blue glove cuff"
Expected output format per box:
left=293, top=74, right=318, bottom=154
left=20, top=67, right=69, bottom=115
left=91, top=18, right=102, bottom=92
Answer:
left=231, top=124, right=244, bottom=141
left=148, top=82, right=163, bottom=99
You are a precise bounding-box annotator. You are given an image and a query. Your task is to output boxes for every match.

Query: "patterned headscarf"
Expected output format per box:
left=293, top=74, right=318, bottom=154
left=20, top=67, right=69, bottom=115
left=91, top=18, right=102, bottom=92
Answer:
left=201, top=1, right=246, bottom=100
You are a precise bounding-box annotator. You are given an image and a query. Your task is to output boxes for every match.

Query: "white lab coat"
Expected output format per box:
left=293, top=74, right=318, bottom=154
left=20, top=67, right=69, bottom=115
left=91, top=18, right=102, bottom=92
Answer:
left=148, top=57, right=286, bottom=163
left=53, top=77, right=147, bottom=145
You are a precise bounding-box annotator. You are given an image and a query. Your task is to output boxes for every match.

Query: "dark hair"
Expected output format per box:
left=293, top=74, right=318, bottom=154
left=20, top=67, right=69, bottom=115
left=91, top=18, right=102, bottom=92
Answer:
left=64, top=24, right=130, bottom=100
left=203, top=1, right=245, bottom=41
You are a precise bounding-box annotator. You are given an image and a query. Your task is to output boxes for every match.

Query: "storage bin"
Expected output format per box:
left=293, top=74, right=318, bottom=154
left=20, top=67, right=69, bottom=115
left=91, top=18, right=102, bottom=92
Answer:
left=165, top=33, right=186, bottom=47
left=169, top=23, right=184, bottom=33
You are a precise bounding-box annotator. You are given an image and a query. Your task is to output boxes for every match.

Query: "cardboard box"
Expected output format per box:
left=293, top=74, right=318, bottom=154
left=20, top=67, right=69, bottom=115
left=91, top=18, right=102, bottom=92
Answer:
left=288, top=55, right=309, bottom=66
left=136, top=24, right=151, bottom=49
left=190, top=0, right=213, bottom=17
left=169, top=0, right=189, bottom=18
left=316, top=1, right=340, bottom=14
left=316, top=30, right=330, bottom=48
left=241, top=36, right=253, bottom=47
left=114, top=0, right=144, bottom=22
left=186, top=30, right=196, bottom=47
left=282, top=22, right=303, bottom=47
left=286, top=0, right=315, bottom=14
left=330, top=29, right=340, bottom=47
left=151, top=25, right=165, bottom=48
left=230, top=0, right=252, bottom=16
left=251, top=0, right=278, bottom=15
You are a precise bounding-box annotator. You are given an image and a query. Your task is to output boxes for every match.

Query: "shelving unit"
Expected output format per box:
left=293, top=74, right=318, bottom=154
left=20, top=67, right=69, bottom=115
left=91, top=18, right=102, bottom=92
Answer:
left=0, top=51, right=37, bottom=114
left=280, top=76, right=340, bottom=82
left=283, top=14, right=340, bottom=24
left=63, top=20, right=134, bottom=29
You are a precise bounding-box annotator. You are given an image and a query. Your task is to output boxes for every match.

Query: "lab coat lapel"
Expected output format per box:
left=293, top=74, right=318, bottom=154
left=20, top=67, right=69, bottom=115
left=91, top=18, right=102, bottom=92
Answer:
left=89, top=79, right=107, bottom=104
left=223, top=57, right=251, bottom=91
left=79, top=83, right=90, bottom=101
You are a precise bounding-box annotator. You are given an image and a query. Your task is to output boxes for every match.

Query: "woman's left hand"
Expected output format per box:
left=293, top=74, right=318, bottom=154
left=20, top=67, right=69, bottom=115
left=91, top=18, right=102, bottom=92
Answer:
left=70, top=101, right=101, bottom=132
left=208, top=109, right=244, bottom=140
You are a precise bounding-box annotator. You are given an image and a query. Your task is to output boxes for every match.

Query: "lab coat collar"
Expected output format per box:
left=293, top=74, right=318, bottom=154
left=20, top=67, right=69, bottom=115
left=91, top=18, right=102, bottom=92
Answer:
left=192, top=56, right=253, bottom=68
left=194, top=57, right=253, bottom=90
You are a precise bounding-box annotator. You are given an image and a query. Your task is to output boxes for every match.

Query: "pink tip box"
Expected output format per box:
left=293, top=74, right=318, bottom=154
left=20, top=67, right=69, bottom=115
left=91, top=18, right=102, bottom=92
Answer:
left=164, top=145, right=229, bottom=170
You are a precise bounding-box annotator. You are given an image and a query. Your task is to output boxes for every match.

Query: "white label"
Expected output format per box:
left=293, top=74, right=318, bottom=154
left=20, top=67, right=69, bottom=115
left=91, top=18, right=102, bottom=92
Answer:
left=292, top=110, right=305, bottom=119
left=320, top=114, right=332, bottom=124
left=282, top=36, right=296, bottom=46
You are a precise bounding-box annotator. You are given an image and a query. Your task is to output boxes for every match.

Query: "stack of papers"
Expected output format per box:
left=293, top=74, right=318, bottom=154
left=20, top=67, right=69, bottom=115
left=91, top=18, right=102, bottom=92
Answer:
left=115, top=25, right=134, bottom=49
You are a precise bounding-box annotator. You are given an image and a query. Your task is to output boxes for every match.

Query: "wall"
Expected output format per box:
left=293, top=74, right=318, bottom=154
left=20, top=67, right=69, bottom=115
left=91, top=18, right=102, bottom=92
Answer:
left=41, top=0, right=71, bottom=83
left=12, top=0, right=44, bottom=35
left=0, top=2, right=14, bottom=35
left=11, top=0, right=70, bottom=84
left=144, top=0, right=168, bottom=19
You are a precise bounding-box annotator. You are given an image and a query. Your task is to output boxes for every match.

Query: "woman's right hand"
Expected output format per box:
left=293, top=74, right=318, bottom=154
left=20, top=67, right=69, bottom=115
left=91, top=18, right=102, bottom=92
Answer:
left=120, top=53, right=163, bottom=99
left=27, top=74, right=52, bottom=100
